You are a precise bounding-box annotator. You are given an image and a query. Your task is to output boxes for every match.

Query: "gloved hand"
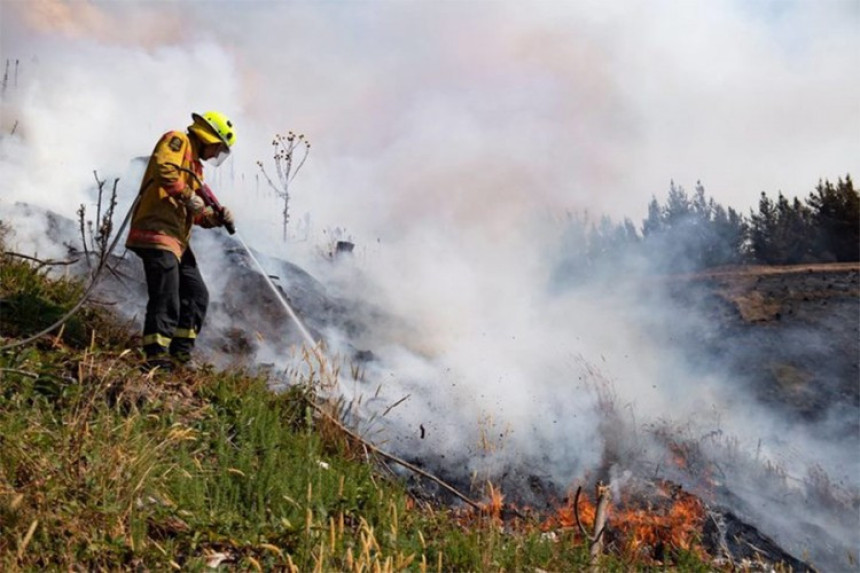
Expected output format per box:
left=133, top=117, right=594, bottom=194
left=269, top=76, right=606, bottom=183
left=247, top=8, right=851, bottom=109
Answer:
left=221, top=207, right=234, bottom=228
left=184, top=193, right=206, bottom=216
left=197, top=207, right=219, bottom=228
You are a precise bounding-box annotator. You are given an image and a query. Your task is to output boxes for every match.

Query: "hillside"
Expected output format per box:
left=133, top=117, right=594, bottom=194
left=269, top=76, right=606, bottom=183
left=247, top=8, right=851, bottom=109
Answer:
left=5, top=217, right=852, bottom=570
left=666, top=262, right=859, bottom=428
left=0, top=227, right=603, bottom=571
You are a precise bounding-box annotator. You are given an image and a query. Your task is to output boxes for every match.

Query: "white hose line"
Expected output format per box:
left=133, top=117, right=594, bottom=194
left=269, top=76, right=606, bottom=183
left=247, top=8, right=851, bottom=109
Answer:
left=233, top=233, right=319, bottom=350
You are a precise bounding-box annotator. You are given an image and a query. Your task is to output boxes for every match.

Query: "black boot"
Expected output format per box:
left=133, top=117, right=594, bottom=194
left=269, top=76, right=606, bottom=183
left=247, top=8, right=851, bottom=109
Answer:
left=142, top=344, right=173, bottom=373
left=141, top=356, right=174, bottom=373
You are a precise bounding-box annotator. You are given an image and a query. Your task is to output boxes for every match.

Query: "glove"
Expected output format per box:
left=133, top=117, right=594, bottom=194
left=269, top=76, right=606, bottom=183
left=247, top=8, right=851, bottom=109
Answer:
left=197, top=207, right=218, bottom=228
left=184, top=193, right=206, bottom=216
left=221, top=207, right=234, bottom=228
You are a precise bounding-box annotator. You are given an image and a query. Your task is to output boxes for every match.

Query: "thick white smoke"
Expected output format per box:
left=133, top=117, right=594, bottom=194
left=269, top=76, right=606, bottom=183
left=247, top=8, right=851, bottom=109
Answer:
left=2, top=0, right=858, bottom=569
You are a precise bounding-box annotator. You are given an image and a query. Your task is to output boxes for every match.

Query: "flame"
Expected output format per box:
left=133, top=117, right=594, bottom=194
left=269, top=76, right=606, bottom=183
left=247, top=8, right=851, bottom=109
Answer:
left=484, top=482, right=505, bottom=521
left=460, top=479, right=709, bottom=565
left=450, top=482, right=508, bottom=528
left=668, top=441, right=691, bottom=471
left=541, top=492, right=596, bottom=534
left=539, top=481, right=707, bottom=563
left=609, top=486, right=707, bottom=562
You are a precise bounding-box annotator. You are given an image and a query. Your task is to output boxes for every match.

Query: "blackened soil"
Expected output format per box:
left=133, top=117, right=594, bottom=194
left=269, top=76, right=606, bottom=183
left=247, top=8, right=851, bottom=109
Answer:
left=664, top=263, right=859, bottom=434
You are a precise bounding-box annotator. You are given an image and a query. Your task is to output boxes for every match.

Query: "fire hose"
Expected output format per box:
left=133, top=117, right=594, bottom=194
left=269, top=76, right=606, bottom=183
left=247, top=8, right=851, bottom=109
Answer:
left=172, top=165, right=319, bottom=334
left=165, top=163, right=235, bottom=235
left=158, top=170, right=483, bottom=506
left=166, top=163, right=317, bottom=348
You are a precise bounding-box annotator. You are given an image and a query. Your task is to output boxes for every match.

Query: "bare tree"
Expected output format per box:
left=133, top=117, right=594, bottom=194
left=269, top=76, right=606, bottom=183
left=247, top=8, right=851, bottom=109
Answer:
left=257, top=132, right=310, bottom=242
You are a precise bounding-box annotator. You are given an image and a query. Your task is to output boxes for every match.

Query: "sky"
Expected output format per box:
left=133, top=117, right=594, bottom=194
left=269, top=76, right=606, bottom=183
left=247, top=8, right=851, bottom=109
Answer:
left=0, top=0, right=857, bottom=250
left=1, top=1, right=858, bottom=566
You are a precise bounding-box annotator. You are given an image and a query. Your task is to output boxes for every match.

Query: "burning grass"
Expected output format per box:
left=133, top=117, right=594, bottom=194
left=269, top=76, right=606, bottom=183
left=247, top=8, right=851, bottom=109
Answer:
left=472, top=478, right=711, bottom=568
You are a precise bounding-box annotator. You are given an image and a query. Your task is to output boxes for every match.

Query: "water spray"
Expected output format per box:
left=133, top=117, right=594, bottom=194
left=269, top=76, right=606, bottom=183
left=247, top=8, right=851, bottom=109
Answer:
left=166, top=162, right=328, bottom=370
left=233, top=231, right=318, bottom=349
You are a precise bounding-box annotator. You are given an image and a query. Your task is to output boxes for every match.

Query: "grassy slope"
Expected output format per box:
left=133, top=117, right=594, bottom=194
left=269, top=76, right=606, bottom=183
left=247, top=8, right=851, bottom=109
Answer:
left=0, top=227, right=712, bottom=572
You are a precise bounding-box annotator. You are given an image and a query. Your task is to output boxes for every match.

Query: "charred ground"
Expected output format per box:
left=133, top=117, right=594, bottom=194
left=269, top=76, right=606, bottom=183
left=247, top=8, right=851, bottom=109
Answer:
left=665, top=263, right=859, bottom=431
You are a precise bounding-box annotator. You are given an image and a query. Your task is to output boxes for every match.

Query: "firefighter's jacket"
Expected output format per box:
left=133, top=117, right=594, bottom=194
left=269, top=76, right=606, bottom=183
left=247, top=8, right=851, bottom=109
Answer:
left=126, top=131, right=220, bottom=259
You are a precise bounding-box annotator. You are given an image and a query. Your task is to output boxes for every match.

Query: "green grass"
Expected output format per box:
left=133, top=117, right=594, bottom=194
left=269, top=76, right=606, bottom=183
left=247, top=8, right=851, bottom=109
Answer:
left=0, top=349, right=604, bottom=571
left=0, top=222, right=715, bottom=571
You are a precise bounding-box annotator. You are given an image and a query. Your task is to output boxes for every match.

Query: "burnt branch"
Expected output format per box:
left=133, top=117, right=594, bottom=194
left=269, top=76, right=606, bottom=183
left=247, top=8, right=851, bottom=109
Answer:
left=3, top=251, right=80, bottom=271
left=77, top=172, right=121, bottom=273
left=77, top=203, right=90, bottom=268
left=574, top=482, right=611, bottom=572
left=573, top=486, right=591, bottom=539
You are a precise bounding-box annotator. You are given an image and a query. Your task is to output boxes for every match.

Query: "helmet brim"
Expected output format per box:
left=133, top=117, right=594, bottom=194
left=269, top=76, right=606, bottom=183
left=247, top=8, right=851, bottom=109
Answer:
left=191, top=113, right=232, bottom=148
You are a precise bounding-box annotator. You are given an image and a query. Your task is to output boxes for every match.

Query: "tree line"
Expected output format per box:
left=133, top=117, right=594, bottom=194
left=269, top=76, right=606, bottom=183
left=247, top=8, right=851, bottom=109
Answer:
left=555, top=175, right=858, bottom=280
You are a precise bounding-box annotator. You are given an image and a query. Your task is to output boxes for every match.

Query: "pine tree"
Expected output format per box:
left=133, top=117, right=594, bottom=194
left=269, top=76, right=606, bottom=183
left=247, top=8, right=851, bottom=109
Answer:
left=663, top=180, right=692, bottom=227
left=807, top=175, right=859, bottom=261
left=642, top=196, right=663, bottom=237
left=774, top=193, right=815, bottom=263
left=710, top=204, right=748, bottom=266
left=750, top=192, right=777, bottom=263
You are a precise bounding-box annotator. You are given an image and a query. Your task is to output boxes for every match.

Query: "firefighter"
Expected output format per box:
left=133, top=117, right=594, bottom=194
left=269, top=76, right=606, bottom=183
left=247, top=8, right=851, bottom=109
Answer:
left=126, top=111, right=236, bottom=371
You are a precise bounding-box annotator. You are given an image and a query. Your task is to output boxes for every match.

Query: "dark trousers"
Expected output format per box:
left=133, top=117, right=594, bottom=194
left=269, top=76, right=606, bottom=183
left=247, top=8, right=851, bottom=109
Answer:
left=132, top=247, right=209, bottom=361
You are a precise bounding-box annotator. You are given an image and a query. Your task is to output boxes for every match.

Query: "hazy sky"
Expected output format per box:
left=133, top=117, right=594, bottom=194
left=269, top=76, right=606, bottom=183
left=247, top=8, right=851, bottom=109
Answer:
left=1, top=0, right=857, bottom=249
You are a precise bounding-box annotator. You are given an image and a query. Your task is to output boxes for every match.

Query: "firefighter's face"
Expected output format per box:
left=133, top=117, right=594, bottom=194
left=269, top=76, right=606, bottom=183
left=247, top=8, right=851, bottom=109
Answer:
left=201, top=142, right=231, bottom=167
left=200, top=143, right=226, bottom=160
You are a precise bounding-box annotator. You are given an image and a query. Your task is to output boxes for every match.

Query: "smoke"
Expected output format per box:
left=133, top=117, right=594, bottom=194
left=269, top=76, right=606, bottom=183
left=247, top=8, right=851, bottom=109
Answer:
left=2, top=1, right=858, bottom=233
left=2, top=0, right=858, bottom=569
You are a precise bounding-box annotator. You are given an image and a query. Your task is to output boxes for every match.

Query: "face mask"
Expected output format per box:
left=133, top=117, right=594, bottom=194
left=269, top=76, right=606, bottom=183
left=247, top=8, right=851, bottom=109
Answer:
left=206, top=147, right=231, bottom=167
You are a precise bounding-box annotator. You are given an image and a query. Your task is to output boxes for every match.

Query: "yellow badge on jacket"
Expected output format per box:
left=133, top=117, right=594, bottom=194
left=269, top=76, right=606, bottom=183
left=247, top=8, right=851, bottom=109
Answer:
left=169, top=136, right=183, bottom=152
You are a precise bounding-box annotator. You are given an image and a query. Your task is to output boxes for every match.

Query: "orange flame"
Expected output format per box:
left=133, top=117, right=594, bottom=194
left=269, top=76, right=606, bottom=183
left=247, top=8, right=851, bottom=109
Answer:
left=539, top=482, right=707, bottom=563
left=458, top=479, right=709, bottom=565
left=612, top=488, right=706, bottom=560
left=484, top=482, right=505, bottom=522
left=540, top=491, right=596, bottom=535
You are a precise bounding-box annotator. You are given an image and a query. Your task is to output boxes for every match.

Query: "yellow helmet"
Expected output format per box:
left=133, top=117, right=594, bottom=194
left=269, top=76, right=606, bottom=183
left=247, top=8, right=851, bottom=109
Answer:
left=189, top=110, right=236, bottom=148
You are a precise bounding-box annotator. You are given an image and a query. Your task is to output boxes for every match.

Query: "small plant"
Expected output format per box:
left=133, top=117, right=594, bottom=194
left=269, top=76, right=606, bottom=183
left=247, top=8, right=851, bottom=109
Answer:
left=257, top=132, right=310, bottom=243
left=76, top=171, right=120, bottom=271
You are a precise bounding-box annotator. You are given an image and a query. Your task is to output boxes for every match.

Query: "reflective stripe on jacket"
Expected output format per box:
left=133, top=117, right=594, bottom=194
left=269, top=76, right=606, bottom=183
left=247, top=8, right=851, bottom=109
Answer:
left=126, top=131, right=204, bottom=259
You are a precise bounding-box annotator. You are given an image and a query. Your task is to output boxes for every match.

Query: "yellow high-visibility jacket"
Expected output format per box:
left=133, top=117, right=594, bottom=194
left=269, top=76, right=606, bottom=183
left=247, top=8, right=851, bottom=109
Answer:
left=126, top=131, right=217, bottom=259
